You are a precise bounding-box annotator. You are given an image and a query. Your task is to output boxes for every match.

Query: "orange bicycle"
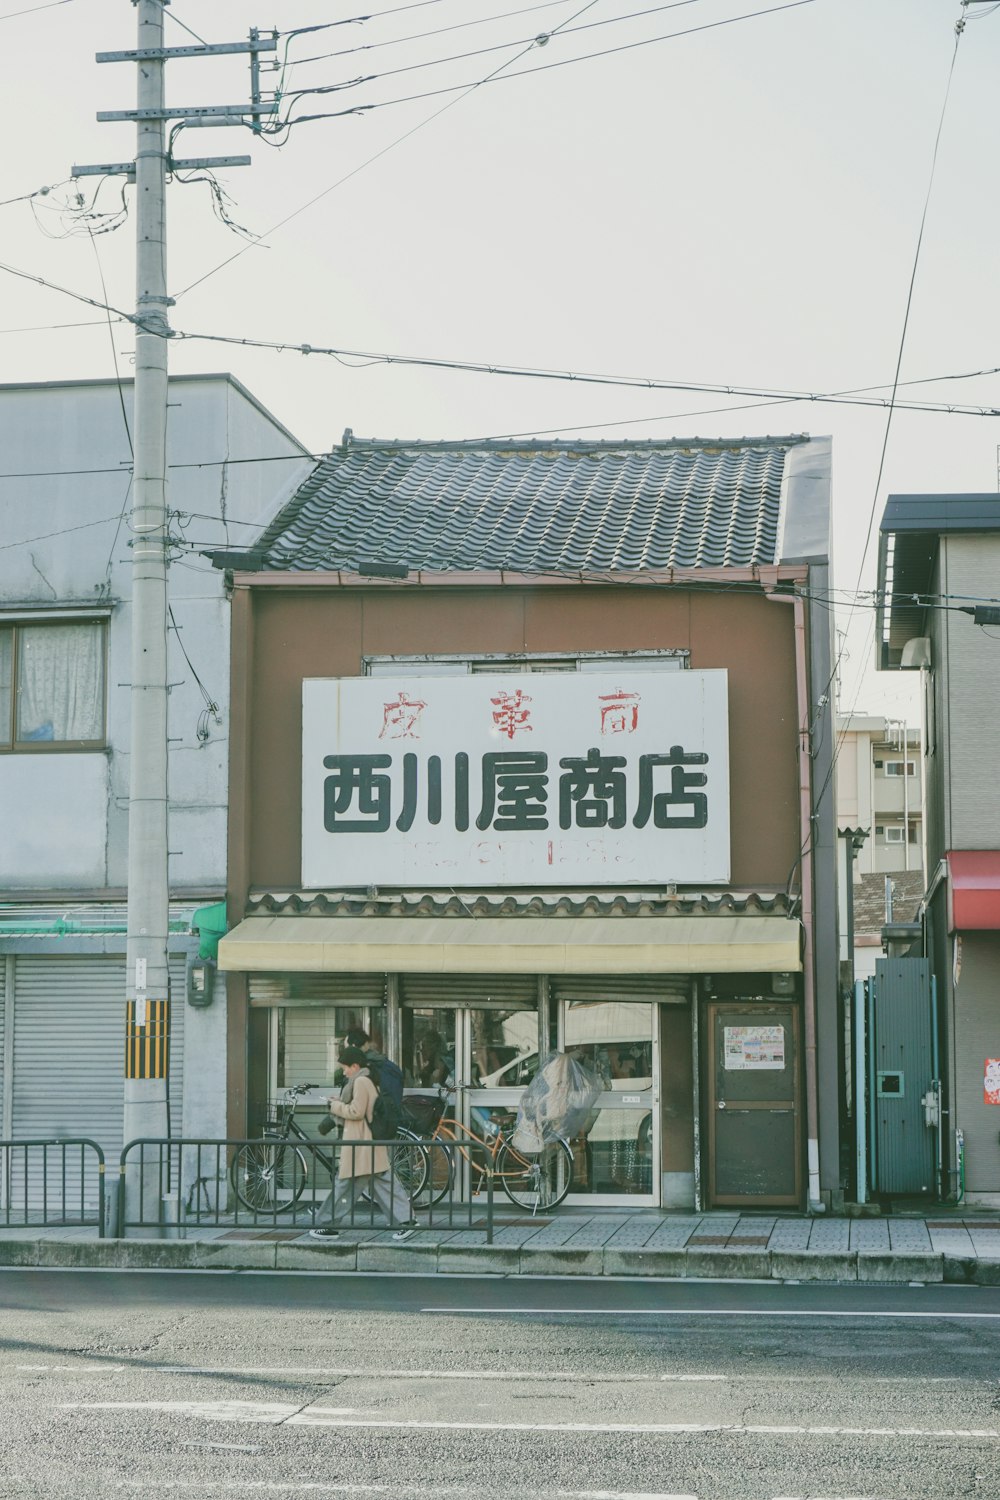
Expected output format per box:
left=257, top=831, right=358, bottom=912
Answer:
left=399, top=1087, right=573, bottom=1213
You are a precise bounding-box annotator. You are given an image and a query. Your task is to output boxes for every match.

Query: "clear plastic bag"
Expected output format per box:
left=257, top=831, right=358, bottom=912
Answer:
left=512, top=1050, right=602, bottom=1154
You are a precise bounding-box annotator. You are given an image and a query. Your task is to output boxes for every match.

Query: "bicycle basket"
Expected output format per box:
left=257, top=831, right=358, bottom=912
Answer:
left=265, top=1098, right=293, bottom=1130
left=401, top=1092, right=445, bottom=1132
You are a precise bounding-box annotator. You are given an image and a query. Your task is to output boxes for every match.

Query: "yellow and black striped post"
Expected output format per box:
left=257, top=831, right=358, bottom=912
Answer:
left=125, top=999, right=170, bottom=1080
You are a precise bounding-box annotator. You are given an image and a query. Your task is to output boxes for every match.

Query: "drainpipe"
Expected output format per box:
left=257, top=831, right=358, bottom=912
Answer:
left=768, top=587, right=823, bottom=1211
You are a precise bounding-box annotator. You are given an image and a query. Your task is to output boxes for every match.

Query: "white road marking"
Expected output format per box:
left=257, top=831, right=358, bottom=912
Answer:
left=61, top=1401, right=365, bottom=1423
left=420, top=1306, right=1000, bottom=1321
left=56, top=1485, right=701, bottom=1498
left=147, top=1365, right=959, bottom=1386
left=58, top=1401, right=1000, bottom=1440
left=288, top=1413, right=1000, bottom=1438
left=179, top=1441, right=263, bottom=1453
left=155, top=1367, right=725, bottom=1383
left=16, top=1363, right=125, bottom=1373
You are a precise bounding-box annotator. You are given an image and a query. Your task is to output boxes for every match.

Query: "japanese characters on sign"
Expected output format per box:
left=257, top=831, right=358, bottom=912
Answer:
left=302, top=669, right=729, bottom=886
left=984, top=1059, right=1000, bottom=1106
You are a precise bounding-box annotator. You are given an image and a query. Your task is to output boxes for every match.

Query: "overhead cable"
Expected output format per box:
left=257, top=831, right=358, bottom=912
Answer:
left=276, top=0, right=820, bottom=130
left=289, top=0, right=578, bottom=67
left=280, top=0, right=703, bottom=104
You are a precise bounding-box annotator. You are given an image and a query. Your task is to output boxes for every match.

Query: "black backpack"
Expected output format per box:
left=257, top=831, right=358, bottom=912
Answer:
left=365, top=1053, right=404, bottom=1108
left=369, top=1078, right=403, bottom=1142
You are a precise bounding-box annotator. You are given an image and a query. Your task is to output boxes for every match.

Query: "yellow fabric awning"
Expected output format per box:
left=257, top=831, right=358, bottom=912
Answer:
left=219, top=915, right=801, bottom=975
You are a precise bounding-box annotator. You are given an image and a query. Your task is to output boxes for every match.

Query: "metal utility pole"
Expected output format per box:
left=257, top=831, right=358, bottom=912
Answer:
left=74, top=5, right=276, bottom=1224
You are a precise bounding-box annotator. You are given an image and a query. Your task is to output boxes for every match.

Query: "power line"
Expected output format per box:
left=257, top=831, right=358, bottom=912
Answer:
left=0, top=183, right=59, bottom=209
left=162, top=327, right=1000, bottom=418
left=279, top=0, right=454, bottom=42
left=0, top=256, right=135, bottom=323
left=3, top=240, right=1000, bottom=422
left=0, top=318, right=111, bottom=335
left=276, top=0, right=820, bottom=130
left=805, top=11, right=967, bottom=853
left=168, top=603, right=220, bottom=731
left=0, top=0, right=72, bottom=19
left=281, top=0, right=703, bottom=104
left=290, top=0, right=579, bottom=66
left=173, top=0, right=733, bottom=299
left=0, top=513, right=124, bottom=551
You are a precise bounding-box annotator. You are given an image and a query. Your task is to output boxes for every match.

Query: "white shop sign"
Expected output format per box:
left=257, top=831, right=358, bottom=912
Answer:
left=301, top=669, right=730, bottom=887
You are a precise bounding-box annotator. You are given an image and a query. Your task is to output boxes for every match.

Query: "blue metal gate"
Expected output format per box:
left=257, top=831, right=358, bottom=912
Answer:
left=856, top=958, right=939, bottom=1200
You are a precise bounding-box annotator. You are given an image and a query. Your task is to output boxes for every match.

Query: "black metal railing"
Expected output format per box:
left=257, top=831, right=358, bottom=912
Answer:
left=117, top=1136, right=494, bottom=1243
left=0, top=1139, right=106, bottom=1237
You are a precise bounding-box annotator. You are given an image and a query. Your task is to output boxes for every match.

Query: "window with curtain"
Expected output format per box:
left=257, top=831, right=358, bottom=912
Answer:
left=0, top=620, right=106, bottom=748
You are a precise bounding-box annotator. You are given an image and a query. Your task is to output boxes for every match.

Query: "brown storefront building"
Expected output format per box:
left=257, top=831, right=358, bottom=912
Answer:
left=213, top=431, right=841, bottom=1211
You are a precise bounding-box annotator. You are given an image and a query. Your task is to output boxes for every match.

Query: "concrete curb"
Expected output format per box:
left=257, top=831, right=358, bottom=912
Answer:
left=943, top=1255, right=1000, bottom=1286
left=0, top=1236, right=957, bottom=1282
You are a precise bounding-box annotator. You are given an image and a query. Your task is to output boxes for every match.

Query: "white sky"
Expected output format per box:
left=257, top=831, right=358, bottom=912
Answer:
left=5, top=0, right=1000, bottom=727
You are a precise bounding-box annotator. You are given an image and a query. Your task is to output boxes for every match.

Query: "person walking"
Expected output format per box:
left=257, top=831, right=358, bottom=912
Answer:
left=309, top=1046, right=416, bottom=1241
left=342, top=1028, right=405, bottom=1108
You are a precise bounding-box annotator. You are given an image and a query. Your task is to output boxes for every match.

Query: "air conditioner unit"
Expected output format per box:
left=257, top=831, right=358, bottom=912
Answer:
left=900, top=636, right=932, bottom=669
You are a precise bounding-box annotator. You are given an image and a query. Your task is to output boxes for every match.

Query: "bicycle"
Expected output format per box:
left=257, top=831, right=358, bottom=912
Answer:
left=398, top=1087, right=574, bottom=1214
left=231, top=1082, right=429, bottom=1213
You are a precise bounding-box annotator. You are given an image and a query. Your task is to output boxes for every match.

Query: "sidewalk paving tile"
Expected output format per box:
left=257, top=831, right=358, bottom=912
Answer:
left=888, top=1220, right=932, bottom=1251
left=767, top=1220, right=811, bottom=1251
left=562, top=1217, right=630, bottom=1247
left=516, top=1217, right=592, bottom=1247
left=927, top=1225, right=975, bottom=1254
left=364, top=1227, right=455, bottom=1247
left=486, top=1222, right=556, bottom=1248
left=604, top=1218, right=662, bottom=1249
left=849, top=1219, right=891, bottom=1252
left=807, top=1220, right=850, bottom=1251
left=645, top=1216, right=705, bottom=1248
left=967, top=1231, right=1000, bottom=1256
left=731, top=1217, right=775, bottom=1246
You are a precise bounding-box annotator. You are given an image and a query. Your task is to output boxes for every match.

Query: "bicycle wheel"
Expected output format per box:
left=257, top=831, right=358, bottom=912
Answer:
left=416, top=1137, right=454, bottom=1208
left=231, top=1138, right=308, bottom=1213
left=496, top=1137, right=573, bottom=1213
left=391, top=1129, right=429, bottom=1201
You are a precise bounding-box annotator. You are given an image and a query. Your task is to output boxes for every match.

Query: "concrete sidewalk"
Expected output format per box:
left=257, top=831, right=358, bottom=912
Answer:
left=4, top=1209, right=1000, bottom=1283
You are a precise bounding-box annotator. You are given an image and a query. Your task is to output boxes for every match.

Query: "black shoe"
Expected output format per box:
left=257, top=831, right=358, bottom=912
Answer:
left=308, top=1226, right=341, bottom=1240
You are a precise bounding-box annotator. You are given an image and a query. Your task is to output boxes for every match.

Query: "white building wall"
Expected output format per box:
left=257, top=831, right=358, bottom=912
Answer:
left=943, top=535, right=1000, bottom=852
left=836, top=715, right=923, bottom=878
left=0, top=374, right=311, bottom=894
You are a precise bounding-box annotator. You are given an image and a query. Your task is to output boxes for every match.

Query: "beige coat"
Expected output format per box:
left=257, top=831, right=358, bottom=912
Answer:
left=328, top=1072, right=389, bottom=1181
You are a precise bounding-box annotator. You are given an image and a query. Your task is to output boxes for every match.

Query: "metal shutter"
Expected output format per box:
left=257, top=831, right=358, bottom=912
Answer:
left=551, top=974, right=691, bottom=1005
left=249, top=972, right=387, bottom=1008
left=0, top=959, right=6, bottom=1132
left=400, top=973, right=537, bottom=1008
left=10, top=954, right=185, bottom=1177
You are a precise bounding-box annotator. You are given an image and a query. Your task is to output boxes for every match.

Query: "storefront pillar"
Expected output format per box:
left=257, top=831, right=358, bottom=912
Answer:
left=386, top=972, right=401, bottom=1064
left=537, top=974, right=550, bottom=1065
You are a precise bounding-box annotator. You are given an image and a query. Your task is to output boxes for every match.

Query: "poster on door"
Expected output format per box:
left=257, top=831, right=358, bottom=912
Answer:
left=724, top=1025, right=785, bottom=1070
left=984, top=1059, right=1000, bottom=1105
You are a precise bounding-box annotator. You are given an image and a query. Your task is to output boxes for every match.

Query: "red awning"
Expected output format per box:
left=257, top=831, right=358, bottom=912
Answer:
left=949, top=851, right=1000, bottom=930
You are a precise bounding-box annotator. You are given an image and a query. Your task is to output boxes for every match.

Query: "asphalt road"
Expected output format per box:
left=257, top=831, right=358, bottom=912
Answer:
left=1, top=1270, right=999, bottom=1499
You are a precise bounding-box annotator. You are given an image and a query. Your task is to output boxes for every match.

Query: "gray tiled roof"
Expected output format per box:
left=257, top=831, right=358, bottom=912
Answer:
left=853, top=871, right=925, bottom=935
left=257, top=432, right=809, bottom=574
left=246, top=890, right=793, bottom=918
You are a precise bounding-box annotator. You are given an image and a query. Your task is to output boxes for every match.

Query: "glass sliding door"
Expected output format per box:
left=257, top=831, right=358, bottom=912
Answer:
left=266, top=996, right=387, bottom=1141
left=559, top=999, right=659, bottom=1206
left=401, top=999, right=540, bottom=1201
